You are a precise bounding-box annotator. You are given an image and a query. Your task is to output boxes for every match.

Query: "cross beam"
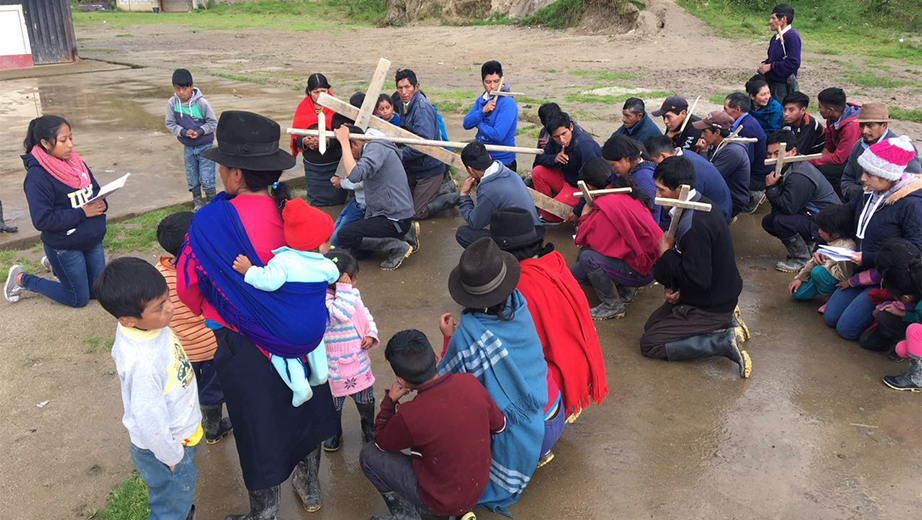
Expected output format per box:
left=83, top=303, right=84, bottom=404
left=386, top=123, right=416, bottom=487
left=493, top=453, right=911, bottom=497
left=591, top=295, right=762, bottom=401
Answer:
left=654, top=184, right=712, bottom=240
left=764, top=151, right=823, bottom=172
left=571, top=180, right=632, bottom=206
left=290, top=128, right=543, bottom=155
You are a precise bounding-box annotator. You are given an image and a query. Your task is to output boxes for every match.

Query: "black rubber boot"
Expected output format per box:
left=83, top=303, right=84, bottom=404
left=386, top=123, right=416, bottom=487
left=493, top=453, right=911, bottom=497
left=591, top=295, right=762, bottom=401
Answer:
left=361, top=237, right=412, bottom=271
left=204, top=189, right=216, bottom=203
left=292, top=446, right=322, bottom=513
left=322, top=407, right=343, bottom=452
left=616, top=284, right=639, bottom=304
left=0, top=201, right=17, bottom=233
left=883, top=354, right=922, bottom=392
left=586, top=268, right=625, bottom=320
left=775, top=234, right=811, bottom=272
left=438, top=178, right=457, bottom=195
left=425, top=192, right=461, bottom=216
left=202, top=404, right=233, bottom=445
left=223, top=486, right=280, bottom=520
left=404, top=221, right=420, bottom=254
left=664, top=329, right=752, bottom=378
left=370, top=491, right=422, bottom=520
left=356, top=402, right=376, bottom=443
left=192, top=189, right=204, bottom=212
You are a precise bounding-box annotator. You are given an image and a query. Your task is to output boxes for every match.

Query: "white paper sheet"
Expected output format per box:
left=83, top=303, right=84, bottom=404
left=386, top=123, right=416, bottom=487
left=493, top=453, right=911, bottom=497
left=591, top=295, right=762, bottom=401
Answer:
left=86, top=172, right=130, bottom=204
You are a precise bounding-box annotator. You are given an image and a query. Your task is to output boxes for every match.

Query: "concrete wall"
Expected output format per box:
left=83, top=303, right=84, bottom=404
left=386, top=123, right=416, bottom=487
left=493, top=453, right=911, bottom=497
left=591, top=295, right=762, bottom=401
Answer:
left=116, top=0, right=161, bottom=11
left=116, top=1, right=202, bottom=12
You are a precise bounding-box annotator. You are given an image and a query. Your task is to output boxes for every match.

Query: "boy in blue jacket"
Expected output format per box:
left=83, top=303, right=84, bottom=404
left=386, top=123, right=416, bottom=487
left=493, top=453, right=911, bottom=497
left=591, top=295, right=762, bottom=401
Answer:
left=165, top=69, right=218, bottom=211
left=463, top=61, right=519, bottom=171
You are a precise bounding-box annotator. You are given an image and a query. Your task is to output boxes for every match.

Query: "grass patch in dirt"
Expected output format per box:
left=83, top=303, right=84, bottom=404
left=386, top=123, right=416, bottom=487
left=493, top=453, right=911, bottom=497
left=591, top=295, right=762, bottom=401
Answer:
left=83, top=336, right=115, bottom=355
left=890, top=107, right=922, bottom=123
left=569, top=70, right=640, bottom=82
left=427, top=89, right=475, bottom=114
left=89, top=472, right=149, bottom=520
left=676, top=0, right=922, bottom=67
left=103, top=204, right=190, bottom=254
left=842, top=71, right=917, bottom=90
left=73, top=0, right=382, bottom=33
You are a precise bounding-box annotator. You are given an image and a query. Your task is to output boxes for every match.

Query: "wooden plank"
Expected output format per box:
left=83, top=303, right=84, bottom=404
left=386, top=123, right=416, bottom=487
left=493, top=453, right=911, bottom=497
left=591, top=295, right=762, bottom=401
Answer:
left=490, top=91, right=524, bottom=97
left=773, top=142, right=787, bottom=177
left=665, top=185, right=690, bottom=240
left=654, top=197, right=712, bottom=212
left=333, top=58, right=392, bottom=179
left=764, top=152, right=823, bottom=166
left=571, top=186, right=633, bottom=199
left=317, top=112, right=327, bottom=155
left=317, top=93, right=574, bottom=219
left=289, top=128, right=543, bottom=155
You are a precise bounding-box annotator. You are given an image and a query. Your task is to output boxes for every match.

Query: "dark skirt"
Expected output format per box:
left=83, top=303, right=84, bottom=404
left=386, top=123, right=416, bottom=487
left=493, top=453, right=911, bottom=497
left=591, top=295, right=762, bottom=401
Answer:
left=304, top=160, right=347, bottom=206
left=214, top=328, right=337, bottom=490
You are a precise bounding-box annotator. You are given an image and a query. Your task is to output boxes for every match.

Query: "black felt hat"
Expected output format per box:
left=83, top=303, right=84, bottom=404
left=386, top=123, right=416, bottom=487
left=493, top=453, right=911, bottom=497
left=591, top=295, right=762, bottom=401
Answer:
left=489, top=208, right=547, bottom=251
left=449, top=237, right=521, bottom=309
left=201, top=111, right=296, bottom=171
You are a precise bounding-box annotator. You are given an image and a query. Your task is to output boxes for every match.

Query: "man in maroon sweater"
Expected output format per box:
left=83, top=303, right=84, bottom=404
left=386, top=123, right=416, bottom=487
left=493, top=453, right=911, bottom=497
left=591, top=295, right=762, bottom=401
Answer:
left=360, top=329, right=506, bottom=519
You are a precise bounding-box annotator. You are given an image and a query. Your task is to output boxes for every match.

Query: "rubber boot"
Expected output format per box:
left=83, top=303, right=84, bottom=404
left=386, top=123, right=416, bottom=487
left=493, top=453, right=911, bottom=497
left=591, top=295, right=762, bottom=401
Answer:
left=438, top=178, right=458, bottom=195
left=370, top=491, right=422, bottom=520
left=192, top=189, right=204, bottom=212
left=883, top=354, right=922, bottom=392
left=775, top=234, right=810, bottom=272
left=733, top=305, right=751, bottom=342
left=743, top=190, right=765, bottom=214
left=664, top=329, right=753, bottom=378
left=404, top=221, right=420, bottom=254
left=586, top=268, right=625, bottom=320
left=292, top=446, right=323, bottom=513
left=0, top=201, right=17, bottom=233
left=361, top=237, right=412, bottom=271
left=356, top=402, right=376, bottom=443
left=322, top=407, right=343, bottom=452
left=204, top=189, right=216, bottom=204
left=202, top=404, right=233, bottom=445
left=616, top=284, right=639, bottom=304
left=425, top=192, right=460, bottom=216
left=223, top=486, right=280, bottom=520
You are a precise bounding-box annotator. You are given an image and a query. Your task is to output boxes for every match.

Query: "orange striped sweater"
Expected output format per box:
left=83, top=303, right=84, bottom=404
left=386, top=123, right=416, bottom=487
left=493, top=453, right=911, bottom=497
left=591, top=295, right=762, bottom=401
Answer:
left=156, top=257, right=218, bottom=363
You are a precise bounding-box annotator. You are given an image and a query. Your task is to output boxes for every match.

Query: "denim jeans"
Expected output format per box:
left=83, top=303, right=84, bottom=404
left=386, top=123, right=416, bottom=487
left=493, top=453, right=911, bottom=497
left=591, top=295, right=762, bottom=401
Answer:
left=20, top=241, right=105, bottom=307
left=359, top=443, right=434, bottom=514
left=183, top=143, right=216, bottom=194
left=823, top=286, right=875, bottom=340
left=331, top=199, right=366, bottom=249
left=130, top=443, right=197, bottom=520
left=792, top=266, right=840, bottom=300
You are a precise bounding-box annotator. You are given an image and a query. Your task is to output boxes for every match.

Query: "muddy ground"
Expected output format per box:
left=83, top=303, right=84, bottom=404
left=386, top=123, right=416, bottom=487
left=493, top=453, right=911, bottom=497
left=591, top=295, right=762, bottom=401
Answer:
left=1, top=3, right=921, bottom=520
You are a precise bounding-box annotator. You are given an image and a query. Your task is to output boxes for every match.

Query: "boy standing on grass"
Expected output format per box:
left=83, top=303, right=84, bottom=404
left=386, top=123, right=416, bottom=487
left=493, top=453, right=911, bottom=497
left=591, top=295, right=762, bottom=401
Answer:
left=166, top=69, right=218, bottom=211
left=95, top=257, right=201, bottom=520
left=157, top=211, right=232, bottom=445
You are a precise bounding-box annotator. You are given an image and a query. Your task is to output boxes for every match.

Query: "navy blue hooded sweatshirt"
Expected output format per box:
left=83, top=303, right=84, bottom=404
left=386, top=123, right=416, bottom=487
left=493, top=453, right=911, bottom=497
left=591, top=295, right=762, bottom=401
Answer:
left=22, top=153, right=107, bottom=250
left=533, top=124, right=602, bottom=188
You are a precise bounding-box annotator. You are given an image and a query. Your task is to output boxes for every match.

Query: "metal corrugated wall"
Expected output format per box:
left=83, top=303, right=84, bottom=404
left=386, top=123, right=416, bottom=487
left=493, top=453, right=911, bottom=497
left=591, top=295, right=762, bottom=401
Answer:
left=0, top=0, right=77, bottom=64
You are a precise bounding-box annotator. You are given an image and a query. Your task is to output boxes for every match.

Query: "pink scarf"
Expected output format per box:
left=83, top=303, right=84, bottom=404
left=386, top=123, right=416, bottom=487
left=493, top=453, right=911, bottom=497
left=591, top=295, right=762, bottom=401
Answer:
left=30, top=145, right=90, bottom=190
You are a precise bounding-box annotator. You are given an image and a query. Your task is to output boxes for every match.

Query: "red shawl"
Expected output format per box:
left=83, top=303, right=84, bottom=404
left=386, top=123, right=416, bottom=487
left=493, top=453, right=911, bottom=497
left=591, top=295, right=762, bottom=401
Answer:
left=290, top=93, right=336, bottom=158
left=518, top=250, right=608, bottom=417
left=574, top=193, right=663, bottom=276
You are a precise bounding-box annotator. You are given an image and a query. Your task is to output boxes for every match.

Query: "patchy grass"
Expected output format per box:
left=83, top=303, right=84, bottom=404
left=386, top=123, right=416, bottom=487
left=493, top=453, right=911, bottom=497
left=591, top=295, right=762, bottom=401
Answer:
left=96, top=472, right=149, bottom=520
left=427, top=89, right=476, bottom=114
left=709, top=93, right=730, bottom=105
left=890, top=107, right=922, bottom=123
left=843, top=71, right=917, bottom=89
left=114, top=33, right=133, bottom=38
left=676, top=0, right=922, bottom=67
left=569, top=70, right=639, bottom=82
left=103, top=204, right=190, bottom=254
left=84, top=336, right=115, bottom=354
left=566, top=90, right=671, bottom=105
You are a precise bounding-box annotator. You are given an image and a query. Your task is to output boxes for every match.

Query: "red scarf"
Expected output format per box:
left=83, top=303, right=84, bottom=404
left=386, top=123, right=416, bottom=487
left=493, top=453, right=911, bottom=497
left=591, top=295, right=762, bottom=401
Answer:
left=290, top=93, right=336, bottom=158
left=574, top=193, right=663, bottom=276
left=518, top=250, right=608, bottom=418
left=30, top=145, right=90, bottom=190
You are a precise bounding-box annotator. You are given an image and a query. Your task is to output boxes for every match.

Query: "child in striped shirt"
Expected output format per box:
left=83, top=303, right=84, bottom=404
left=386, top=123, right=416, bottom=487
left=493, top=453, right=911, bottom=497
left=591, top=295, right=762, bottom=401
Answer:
left=322, top=249, right=379, bottom=452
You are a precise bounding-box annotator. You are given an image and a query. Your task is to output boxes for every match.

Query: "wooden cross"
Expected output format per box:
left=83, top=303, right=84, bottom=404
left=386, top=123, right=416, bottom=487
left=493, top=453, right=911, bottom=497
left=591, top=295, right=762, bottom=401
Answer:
left=764, top=144, right=823, bottom=177
left=312, top=64, right=574, bottom=220
left=490, top=91, right=524, bottom=97
left=289, top=128, right=543, bottom=156
left=654, top=184, right=713, bottom=239
left=316, top=112, right=327, bottom=155
left=570, top=180, right=632, bottom=207
left=710, top=126, right=757, bottom=159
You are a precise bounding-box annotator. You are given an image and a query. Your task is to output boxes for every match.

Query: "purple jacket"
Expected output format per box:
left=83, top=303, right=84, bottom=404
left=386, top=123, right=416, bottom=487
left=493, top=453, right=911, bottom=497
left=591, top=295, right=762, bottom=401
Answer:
left=765, top=28, right=801, bottom=83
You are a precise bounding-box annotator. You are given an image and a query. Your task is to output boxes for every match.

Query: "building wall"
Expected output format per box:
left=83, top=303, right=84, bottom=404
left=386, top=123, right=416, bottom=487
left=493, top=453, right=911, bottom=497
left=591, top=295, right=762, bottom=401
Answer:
left=116, top=0, right=162, bottom=11
left=0, top=5, right=33, bottom=69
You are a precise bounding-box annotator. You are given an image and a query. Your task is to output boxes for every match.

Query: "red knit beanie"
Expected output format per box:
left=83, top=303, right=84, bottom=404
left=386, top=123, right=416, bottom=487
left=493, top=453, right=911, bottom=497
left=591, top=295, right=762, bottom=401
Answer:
left=282, top=198, right=333, bottom=251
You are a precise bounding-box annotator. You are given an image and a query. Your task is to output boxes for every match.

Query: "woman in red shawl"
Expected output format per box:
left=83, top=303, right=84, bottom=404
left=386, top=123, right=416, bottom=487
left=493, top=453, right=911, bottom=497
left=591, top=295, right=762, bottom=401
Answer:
left=490, top=208, right=608, bottom=437
left=572, top=158, right=663, bottom=320
left=290, top=73, right=345, bottom=206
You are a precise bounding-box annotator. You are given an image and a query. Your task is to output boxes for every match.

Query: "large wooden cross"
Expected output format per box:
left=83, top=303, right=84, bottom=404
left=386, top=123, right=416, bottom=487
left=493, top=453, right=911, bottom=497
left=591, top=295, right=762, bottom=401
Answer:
left=654, top=184, right=713, bottom=239
left=329, top=58, right=393, bottom=179
left=291, top=127, right=542, bottom=156
left=764, top=143, right=823, bottom=176
left=311, top=62, right=574, bottom=219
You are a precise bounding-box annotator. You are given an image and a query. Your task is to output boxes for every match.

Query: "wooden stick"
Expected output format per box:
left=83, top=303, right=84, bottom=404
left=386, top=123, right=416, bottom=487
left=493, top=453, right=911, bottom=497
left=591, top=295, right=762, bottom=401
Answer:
left=678, top=96, right=701, bottom=134
left=577, top=180, right=594, bottom=206
left=571, top=186, right=633, bottom=199
left=493, top=76, right=504, bottom=103
left=665, top=185, right=690, bottom=240
left=724, top=137, right=758, bottom=144
left=314, top=93, right=574, bottom=219
left=490, top=91, right=524, bottom=97
left=654, top=196, right=712, bottom=212
left=764, top=152, right=823, bottom=166
left=773, top=142, right=787, bottom=177
left=317, top=112, right=326, bottom=156
left=289, top=128, right=544, bottom=155
left=332, top=58, right=391, bottom=179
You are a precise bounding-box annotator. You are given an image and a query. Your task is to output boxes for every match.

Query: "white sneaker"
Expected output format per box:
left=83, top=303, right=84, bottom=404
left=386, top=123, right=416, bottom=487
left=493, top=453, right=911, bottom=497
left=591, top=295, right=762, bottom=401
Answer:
left=4, top=265, right=23, bottom=303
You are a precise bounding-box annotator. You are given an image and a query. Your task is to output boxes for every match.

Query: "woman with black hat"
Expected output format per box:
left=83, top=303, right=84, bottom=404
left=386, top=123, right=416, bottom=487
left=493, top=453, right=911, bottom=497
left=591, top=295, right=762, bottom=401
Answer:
left=437, top=237, right=549, bottom=515
left=177, top=111, right=338, bottom=519
left=489, top=208, right=608, bottom=427
left=290, top=73, right=347, bottom=206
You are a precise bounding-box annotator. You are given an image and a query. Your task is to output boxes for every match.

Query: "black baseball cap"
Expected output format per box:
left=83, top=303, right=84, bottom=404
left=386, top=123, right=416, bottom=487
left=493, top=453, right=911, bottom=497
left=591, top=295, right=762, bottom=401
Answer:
left=651, top=96, right=688, bottom=117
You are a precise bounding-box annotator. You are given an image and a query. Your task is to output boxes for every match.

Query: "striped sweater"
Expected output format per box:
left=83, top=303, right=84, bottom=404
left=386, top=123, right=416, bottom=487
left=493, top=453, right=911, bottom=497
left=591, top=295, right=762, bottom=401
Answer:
left=324, top=283, right=378, bottom=397
left=156, top=257, right=218, bottom=363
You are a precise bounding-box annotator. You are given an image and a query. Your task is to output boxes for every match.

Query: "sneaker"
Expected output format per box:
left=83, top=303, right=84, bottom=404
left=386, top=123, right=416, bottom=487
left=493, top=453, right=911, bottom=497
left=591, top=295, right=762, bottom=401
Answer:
left=41, top=256, right=52, bottom=272
left=4, top=265, right=23, bottom=303
left=539, top=216, right=564, bottom=227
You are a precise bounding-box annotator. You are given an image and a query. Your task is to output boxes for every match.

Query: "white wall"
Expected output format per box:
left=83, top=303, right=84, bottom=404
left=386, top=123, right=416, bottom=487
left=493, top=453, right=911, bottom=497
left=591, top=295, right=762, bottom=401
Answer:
left=116, top=1, right=163, bottom=11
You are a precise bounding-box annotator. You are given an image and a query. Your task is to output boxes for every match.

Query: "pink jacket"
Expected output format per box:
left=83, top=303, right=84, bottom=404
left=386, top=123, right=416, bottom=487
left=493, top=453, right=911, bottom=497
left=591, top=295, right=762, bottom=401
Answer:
left=324, top=283, right=378, bottom=397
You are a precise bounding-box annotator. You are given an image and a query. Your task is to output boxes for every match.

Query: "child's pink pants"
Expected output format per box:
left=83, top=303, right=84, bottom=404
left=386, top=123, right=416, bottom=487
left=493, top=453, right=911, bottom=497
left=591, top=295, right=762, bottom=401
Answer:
left=895, top=323, right=922, bottom=358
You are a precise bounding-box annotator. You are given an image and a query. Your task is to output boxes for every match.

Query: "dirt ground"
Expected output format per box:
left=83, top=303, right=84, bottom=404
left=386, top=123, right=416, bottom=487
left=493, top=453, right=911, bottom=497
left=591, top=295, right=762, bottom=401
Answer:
left=1, top=2, right=921, bottom=519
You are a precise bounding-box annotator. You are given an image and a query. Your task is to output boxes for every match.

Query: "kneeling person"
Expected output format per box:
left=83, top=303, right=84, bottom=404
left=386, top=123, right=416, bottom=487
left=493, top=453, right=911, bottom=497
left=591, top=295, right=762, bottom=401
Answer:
left=456, top=142, right=541, bottom=248
left=361, top=330, right=505, bottom=519
left=640, top=157, right=752, bottom=378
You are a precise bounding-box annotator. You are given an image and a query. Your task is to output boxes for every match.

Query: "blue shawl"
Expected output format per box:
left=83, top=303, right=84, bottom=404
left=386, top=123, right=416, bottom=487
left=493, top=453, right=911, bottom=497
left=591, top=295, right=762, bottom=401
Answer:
left=750, top=97, right=783, bottom=135
left=438, top=290, right=547, bottom=516
left=182, top=192, right=329, bottom=358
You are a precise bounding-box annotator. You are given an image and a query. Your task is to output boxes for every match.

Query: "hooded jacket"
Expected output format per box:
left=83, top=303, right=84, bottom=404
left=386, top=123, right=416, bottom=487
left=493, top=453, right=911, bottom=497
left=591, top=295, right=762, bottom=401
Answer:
left=165, top=88, right=217, bottom=148
left=811, top=103, right=861, bottom=168
left=22, top=153, right=106, bottom=250
left=766, top=160, right=841, bottom=216
left=847, top=175, right=922, bottom=268
left=533, top=123, right=602, bottom=188
left=459, top=162, right=540, bottom=230
left=397, top=91, right=447, bottom=180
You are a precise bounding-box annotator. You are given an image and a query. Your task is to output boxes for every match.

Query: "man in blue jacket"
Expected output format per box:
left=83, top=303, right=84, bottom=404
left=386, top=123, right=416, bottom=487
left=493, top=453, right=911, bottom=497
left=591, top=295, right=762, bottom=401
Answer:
left=532, top=111, right=602, bottom=222
left=757, top=4, right=801, bottom=102
left=724, top=92, right=769, bottom=214
left=611, top=97, right=662, bottom=145
left=394, top=69, right=457, bottom=220
left=645, top=136, right=733, bottom=225
left=456, top=143, right=541, bottom=248
left=463, top=61, right=519, bottom=171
